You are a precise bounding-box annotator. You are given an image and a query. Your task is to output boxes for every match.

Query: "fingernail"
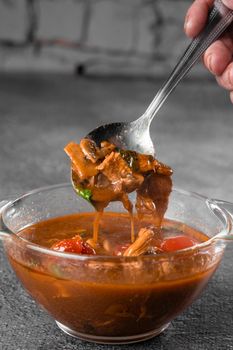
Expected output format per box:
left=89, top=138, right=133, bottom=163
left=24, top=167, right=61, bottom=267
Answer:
left=184, top=15, right=191, bottom=32
left=230, top=69, right=233, bottom=86
left=207, top=54, right=214, bottom=74
left=230, top=91, right=233, bottom=104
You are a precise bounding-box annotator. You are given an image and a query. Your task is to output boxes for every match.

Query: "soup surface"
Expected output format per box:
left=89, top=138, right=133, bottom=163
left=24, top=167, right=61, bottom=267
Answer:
left=18, top=212, right=206, bottom=255
left=7, top=213, right=219, bottom=338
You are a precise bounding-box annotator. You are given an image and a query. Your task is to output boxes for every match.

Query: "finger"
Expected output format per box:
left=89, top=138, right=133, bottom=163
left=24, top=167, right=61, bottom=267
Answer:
left=222, top=0, right=233, bottom=10
left=216, top=62, right=233, bottom=90
left=184, top=0, right=214, bottom=38
left=203, top=40, right=233, bottom=76
left=222, top=32, right=233, bottom=52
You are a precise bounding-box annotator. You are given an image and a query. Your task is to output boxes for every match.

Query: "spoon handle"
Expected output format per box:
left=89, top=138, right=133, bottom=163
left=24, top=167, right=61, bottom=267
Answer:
left=142, top=0, right=233, bottom=124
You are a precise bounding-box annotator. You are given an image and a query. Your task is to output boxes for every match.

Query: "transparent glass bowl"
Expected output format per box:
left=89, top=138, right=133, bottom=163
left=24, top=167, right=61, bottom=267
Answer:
left=0, top=184, right=233, bottom=344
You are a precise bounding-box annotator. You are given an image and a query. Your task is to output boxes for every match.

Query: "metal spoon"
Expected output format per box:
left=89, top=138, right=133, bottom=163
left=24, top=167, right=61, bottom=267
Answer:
left=86, top=0, right=233, bottom=155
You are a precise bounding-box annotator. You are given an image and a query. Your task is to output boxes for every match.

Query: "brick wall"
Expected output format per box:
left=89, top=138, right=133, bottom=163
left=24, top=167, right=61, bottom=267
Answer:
left=0, top=0, right=206, bottom=76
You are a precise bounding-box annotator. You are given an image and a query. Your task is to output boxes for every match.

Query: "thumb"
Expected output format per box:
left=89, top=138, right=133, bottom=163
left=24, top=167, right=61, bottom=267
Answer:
left=222, top=0, right=233, bottom=10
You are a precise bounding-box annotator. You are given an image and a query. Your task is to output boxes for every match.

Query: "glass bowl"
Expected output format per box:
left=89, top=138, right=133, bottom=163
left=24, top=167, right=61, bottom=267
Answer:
left=0, top=184, right=233, bottom=344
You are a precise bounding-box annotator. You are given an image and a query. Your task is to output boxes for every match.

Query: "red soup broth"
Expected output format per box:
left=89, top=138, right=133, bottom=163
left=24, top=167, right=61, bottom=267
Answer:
left=6, top=212, right=221, bottom=337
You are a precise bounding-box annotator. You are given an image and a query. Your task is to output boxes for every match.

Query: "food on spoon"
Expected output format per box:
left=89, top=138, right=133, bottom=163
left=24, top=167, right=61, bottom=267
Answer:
left=64, top=138, right=173, bottom=246
left=65, top=139, right=172, bottom=215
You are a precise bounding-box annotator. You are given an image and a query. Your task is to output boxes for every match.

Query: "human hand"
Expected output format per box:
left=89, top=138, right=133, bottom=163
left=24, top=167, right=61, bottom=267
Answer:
left=184, top=0, right=233, bottom=103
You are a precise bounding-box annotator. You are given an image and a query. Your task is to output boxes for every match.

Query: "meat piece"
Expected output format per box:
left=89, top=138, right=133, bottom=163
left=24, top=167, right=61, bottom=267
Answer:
left=136, top=173, right=172, bottom=226
left=80, top=139, right=100, bottom=163
left=156, top=162, right=173, bottom=176
left=137, top=154, right=172, bottom=175
left=146, top=173, right=172, bottom=221
left=99, top=141, right=116, bottom=158
left=97, top=152, right=130, bottom=181
left=119, top=150, right=160, bottom=173
left=65, top=142, right=98, bottom=180
left=119, top=150, right=139, bottom=170
left=97, top=152, right=144, bottom=193
left=137, top=154, right=158, bottom=173
left=123, top=227, right=155, bottom=257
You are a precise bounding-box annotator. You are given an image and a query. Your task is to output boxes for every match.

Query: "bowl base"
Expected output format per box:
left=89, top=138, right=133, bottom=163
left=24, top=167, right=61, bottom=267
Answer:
left=55, top=321, right=170, bottom=344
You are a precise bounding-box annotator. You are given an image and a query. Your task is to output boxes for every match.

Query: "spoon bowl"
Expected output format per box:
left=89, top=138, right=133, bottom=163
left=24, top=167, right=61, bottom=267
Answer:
left=86, top=118, right=155, bottom=155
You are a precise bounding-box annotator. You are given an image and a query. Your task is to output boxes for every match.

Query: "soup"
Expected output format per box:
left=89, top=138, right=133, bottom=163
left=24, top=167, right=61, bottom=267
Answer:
left=7, top=212, right=219, bottom=339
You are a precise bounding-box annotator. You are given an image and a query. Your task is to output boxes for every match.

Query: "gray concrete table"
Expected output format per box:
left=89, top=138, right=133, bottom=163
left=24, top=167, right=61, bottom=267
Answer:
left=0, top=73, right=233, bottom=350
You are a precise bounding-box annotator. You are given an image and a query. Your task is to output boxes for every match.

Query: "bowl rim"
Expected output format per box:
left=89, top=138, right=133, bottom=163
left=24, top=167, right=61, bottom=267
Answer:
left=1, top=183, right=231, bottom=261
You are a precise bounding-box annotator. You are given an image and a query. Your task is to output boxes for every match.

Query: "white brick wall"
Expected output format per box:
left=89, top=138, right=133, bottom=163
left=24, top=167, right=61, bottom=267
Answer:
left=0, top=0, right=26, bottom=41
left=0, top=0, right=206, bottom=76
left=38, top=0, right=84, bottom=41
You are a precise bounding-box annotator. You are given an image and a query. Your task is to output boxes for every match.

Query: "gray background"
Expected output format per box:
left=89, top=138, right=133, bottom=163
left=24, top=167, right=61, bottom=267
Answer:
left=0, top=0, right=233, bottom=349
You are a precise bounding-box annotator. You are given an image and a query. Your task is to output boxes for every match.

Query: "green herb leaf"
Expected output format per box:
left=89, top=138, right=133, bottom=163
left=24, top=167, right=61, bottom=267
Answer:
left=74, top=186, right=92, bottom=202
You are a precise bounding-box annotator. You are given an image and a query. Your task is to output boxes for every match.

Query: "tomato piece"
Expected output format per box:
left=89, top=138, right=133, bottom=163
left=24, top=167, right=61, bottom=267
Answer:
left=51, top=236, right=95, bottom=255
left=51, top=239, right=83, bottom=254
left=161, top=235, right=196, bottom=252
